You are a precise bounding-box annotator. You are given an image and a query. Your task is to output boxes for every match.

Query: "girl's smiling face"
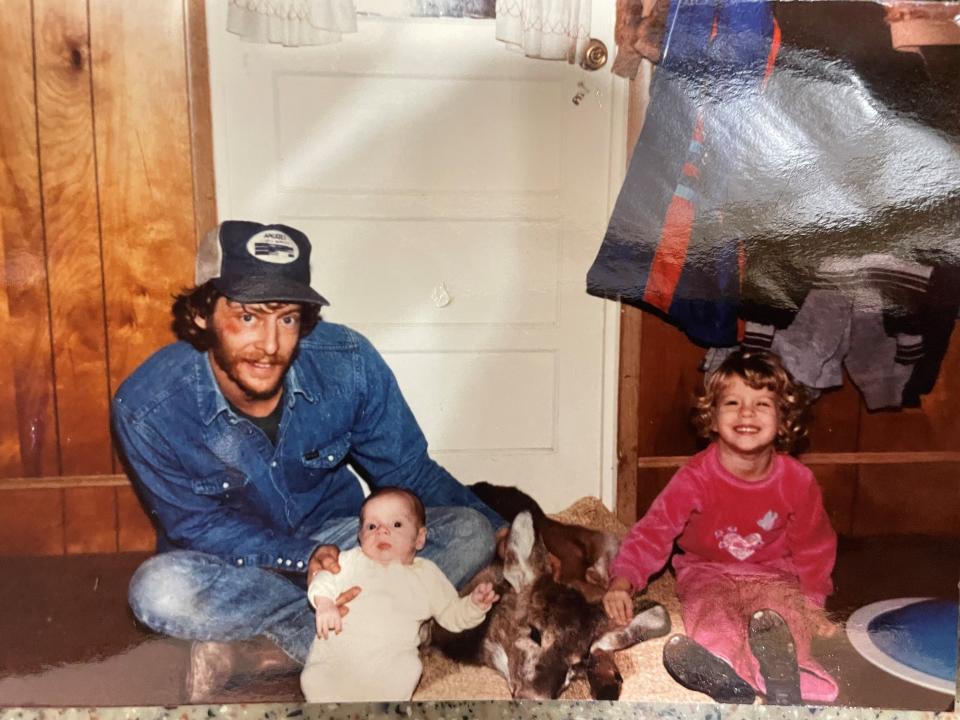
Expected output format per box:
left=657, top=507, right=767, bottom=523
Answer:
left=711, top=376, right=780, bottom=460
left=358, top=493, right=426, bottom=565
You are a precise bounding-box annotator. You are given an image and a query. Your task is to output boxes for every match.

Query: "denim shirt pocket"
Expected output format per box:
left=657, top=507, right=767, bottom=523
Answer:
left=300, top=433, right=351, bottom=471
left=191, top=468, right=250, bottom=504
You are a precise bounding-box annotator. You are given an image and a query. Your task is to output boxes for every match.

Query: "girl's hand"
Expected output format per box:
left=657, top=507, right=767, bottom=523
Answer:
left=314, top=598, right=343, bottom=639
left=603, top=576, right=634, bottom=626
left=470, top=582, right=500, bottom=611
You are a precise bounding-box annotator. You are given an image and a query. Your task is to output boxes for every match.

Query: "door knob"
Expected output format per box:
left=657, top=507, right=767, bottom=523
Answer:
left=580, top=38, right=608, bottom=71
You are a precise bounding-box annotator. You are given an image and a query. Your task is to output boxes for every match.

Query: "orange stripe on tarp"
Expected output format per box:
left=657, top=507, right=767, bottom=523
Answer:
left=762, top=18, right=782, bottom=90
left=643, top=113, right=706, bottom=311
left=683, top=162, right=700, bottom=178
left=642, top=196, right=696, bottom=311
left=736, top=239, right=747, bottom=342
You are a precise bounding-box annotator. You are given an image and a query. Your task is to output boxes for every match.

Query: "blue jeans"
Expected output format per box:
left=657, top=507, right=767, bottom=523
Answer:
left=128, top=507, right=494, bottom=663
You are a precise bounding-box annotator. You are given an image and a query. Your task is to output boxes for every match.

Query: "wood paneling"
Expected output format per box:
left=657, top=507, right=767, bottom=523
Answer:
left=34, top=0, right=113, bottom=475
left=635, top=467, right=676, bottom=520
left=90, top=0, right=196, bottom=392
left=805, top=380, right=860, bottom=454
left=812, top=464, right=857, bottom=536
left=0, top=0, right=58, bottom=478
left=0, top=222, right=23, bottom=474
left=0, top=489, right=64, bottom=557
left=117, top=485, right=155, bottom=552
left=853, top=463, right=960, bottom=537
left=617, top=305, right=643, bottom=526
left=636, top=313, right=703, bottom=457
left=64, top=486, right=117, bottom=554
left=0, top=0, right=214, bottom=556
left=185, top=0, right=218, bottom=245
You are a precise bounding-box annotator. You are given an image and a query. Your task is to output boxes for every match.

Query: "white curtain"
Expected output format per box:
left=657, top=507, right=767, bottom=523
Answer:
left=227, top=0, right=358, bottom=46
left=495, top=0, right=591, bottom=63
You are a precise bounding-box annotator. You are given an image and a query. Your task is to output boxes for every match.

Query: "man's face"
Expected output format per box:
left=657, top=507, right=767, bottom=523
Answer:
left=358, top=493, right=427, bottom=566
left=201, top=298, right=302, bottom=412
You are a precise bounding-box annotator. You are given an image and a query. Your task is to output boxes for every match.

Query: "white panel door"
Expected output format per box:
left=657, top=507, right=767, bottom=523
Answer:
left=206, top=2, right=626, bottom=511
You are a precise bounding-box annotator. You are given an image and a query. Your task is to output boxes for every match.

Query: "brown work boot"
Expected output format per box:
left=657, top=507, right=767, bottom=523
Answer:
left=184, top=637, right=300, bottom=704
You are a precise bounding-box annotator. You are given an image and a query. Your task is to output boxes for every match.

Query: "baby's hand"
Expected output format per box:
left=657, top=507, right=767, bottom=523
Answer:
left=314, top=597, right=342, bottom=639
left=470, top=582, right=500, bottom=611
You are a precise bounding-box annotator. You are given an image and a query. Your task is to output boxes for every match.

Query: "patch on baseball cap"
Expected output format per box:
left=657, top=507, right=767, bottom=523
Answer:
left=196, top=220, right=329, bottom=306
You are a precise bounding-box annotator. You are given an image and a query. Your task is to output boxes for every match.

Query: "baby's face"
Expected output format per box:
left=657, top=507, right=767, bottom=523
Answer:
left=358, top=494, right=426, bottom=565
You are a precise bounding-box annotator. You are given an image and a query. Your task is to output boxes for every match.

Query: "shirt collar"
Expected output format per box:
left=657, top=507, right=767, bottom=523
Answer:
left=196, top=351, right=316, bottom=426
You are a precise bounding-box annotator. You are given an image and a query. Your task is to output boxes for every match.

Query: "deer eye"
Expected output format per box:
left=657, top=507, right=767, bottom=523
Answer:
left=529, top=626, right=542, bottom=645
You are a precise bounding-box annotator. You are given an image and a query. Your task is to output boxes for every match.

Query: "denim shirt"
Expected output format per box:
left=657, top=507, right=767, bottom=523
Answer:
left=112, top=322, right=503, bottom=572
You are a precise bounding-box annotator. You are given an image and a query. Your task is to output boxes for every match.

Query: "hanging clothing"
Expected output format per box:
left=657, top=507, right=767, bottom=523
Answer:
left=588, top=0, right=960, bottom=355
left=587, top=0, right=780, bottom=347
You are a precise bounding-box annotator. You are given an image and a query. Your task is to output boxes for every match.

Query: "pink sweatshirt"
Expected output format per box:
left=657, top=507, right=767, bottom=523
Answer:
left=612, top=444, right=836, bottom=606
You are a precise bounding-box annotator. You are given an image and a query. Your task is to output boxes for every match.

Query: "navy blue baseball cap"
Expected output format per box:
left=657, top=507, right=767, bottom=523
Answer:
left=195, top=220, right=329, bottom=306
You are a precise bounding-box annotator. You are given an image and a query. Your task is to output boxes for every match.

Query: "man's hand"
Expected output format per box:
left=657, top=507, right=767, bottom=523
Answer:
left=334, top=585, right=361, bottom=618
left=307, top=544, right=341, bottom=586
left=494, top=527, right=510, bottom=559
left=307, top=545, right=361, bottom=618
left=602, top=576, right=634, bottom=626
left=469, top=581, right=500, bottom=611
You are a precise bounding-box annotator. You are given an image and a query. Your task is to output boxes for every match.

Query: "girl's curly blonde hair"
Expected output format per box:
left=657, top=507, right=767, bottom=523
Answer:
left=693, top=349, right=810, bottom=453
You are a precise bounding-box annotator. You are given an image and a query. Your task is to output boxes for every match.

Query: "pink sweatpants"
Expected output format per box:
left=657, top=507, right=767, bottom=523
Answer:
left=676, top=565, right=839, bottom=702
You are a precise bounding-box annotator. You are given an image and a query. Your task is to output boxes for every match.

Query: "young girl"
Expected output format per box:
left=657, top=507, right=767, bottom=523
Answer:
left=300, top=487, right=499, bottom=702
left=603, top=350, right=838, bottom=705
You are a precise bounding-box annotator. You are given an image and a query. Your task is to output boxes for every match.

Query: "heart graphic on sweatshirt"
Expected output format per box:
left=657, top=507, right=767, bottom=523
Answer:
left=717, top=530, right=763, bottom=560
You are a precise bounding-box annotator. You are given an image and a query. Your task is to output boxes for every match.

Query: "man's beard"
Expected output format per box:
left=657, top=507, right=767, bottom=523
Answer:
left=210, top=343, right=292, bottom=401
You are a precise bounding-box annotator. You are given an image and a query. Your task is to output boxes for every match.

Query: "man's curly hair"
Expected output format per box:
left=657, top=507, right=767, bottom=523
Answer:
left=171, top=280, right=321, bottom=351
left=692, top=349, right=810, bottom=453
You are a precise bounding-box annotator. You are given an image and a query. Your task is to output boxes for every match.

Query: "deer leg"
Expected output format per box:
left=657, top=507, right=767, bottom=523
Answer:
left=591, top=599, right=671, bottom=653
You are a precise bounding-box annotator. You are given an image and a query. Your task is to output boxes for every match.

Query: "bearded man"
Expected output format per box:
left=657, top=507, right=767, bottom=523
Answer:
left=112, top=220, right=504, bottom=701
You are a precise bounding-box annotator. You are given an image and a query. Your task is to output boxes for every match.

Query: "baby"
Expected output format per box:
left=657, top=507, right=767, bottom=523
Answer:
left=300, top=486, right=499, bottom=702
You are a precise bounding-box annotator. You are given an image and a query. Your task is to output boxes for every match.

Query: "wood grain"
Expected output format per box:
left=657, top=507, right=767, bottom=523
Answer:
left=34, top=0, right=113, bottom=475
left=116, top=484, right=156, bottom=551
left=64, top=485, right=118, bottom=554
left=90, top=0, right=196, bottom=393
left=636, top=312, right=703, bottom=456
left=616, top=305, right=642, bottom=526
left=812, top=464, right=857, bottom=536
left=805, top=377, right=861, bottom=454
left=185, top=0, right=218, bottom=245
left=0, top=489, right=65, bottom=556
left=614, top=78, right=651, bottom=527
left=0, top=219, right=23, bottom=474
left=853, top=463, right=960, bottom=536
left=0, top=0, right=59, bottom=478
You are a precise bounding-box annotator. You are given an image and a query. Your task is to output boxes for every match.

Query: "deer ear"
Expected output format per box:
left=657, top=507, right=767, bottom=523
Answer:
left=548, top=552, right=562, bottom=581
left=503, top=511, right=536, bottom=592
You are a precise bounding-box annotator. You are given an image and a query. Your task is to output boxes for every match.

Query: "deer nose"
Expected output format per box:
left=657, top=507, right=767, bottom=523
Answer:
left=514, top=687, right=550, bottom=701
